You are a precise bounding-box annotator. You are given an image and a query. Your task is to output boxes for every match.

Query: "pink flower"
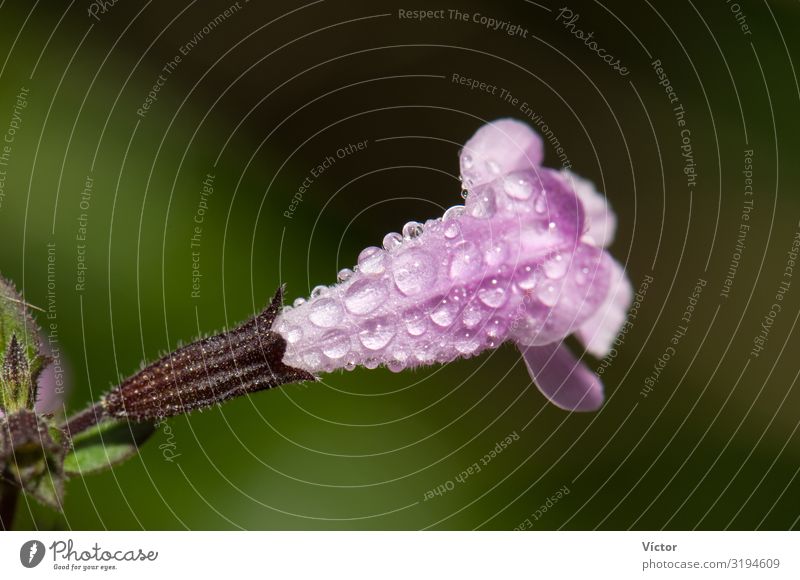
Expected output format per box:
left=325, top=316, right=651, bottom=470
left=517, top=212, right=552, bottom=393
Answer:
left=274, top=119, right=632, bottom=411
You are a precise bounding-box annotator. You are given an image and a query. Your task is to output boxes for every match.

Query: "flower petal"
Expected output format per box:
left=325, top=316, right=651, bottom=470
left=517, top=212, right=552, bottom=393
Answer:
left=576, top=257, right=633, bottom=358
left=460, top=118, right=544, bottom=188
left=560, top=170, right=617, bottom=248
left=519, top=342, right=604, bottom=412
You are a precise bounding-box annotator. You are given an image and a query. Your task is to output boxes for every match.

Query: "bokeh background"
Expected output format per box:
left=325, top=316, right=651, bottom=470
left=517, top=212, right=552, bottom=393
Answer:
left=0, top=0, right=798, bottom=530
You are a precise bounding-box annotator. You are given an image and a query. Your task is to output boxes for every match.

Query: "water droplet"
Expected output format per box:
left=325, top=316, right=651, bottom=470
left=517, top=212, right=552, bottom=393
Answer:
left=308, top=298, right=343, bottom=327
left=402, top=221, right=424, bottom=239
left=358, top=317, right=396, bottom=350
left=455, top=328, right=481, bottom=355
left=358, top=246, right=387, bottom=276
left=486, top=317, right=507, bottom=339
left=462, top=303, right=485, bottom=329
left=486, top=159, right=501, bottom=175
left=284, top=325, right=303, bottom=343
left=387, top=359, right=406, bottom=373
left=364, top=358, right=380, bottom=370
left=382, top=232, right=403, bottom=251
left=548, top=222, right=557, bottom=230
left=344, top=278, right=388, bottom=315
left=503, top=175, right=534, bottom=200
left=430, top=298, right=458, bottom=327
left=461, top=153, right=473, bottom=169
left=337, top=268, right=354, bottom=282
left=484, top=241, right=507, bottom=267
left=443, top=205, right=465, bottom=221
left=393, top=249, right=437, bottom=296
left=517, top=265, right=540, bottom=290
left=444, top=222, right=461, bottom=239
left=543, top=253, right=568, bottom=279
left=293, top=297, right=306, bottom=307
left=403, top=308, right=427, bottom=336
left=534, top=195, right=548, bottom=214
left=449, top=241, right=483, bottom=281
left=478, top=284, right=507, bottom=308
left=344, top=361, right=357, bottom=371
left=467, top=188, right=496, bottom=218
left=321, top=330, right=350, bottom=360
left=537, top=283, right=559, bottom=307
left=311, top=285, right=328, bottom=299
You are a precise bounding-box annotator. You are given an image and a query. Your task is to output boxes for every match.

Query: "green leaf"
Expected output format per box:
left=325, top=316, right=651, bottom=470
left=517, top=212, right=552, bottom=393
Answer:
left=63, top=419, right=155, bottom=476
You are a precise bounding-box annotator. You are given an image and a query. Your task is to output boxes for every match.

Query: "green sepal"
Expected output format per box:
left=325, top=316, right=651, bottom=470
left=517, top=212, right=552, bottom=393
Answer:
left=63, top=418, right=156, bottom=476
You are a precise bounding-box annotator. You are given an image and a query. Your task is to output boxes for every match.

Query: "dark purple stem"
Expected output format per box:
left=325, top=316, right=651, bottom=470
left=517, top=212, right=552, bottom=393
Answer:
left=60, top=402, right=107, bottom=438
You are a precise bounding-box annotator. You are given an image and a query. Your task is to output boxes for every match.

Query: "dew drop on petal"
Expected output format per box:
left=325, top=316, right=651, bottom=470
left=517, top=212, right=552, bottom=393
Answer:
left=308, top=297, right=343, bottom=327
left=537, top=283, right=560, bottom=307
left=402, top=221, right=424, bottom=240
left=461, top=153, right=473, bottom=169
left=382, top=232, right=403, bottom=251
left=364, top=358, right=380, bottom=370
left=403, top=308, right=428, bottom=336
left=430, top=299, right=459, bottom=327
left=462, top=303, right=485, bottom=329
left=284, top=325, right=303, bottom=343
left=293, top=297, right=306, bottom=307
left=393, top=249, right=437, bottom=296
left=358, top=317, right=396, bottom=350
left=311, top=285, right=328, bottom=299
left=478, top=283, right=508, bottom=308
left=444, top=221, right=461, bottom=239
left=543, top=253, right=568, bottom=279
left=358, top=246, right=387, bottom=276
left=517, top=265, right=540, bottom=290
left=484, top=240, right=507, bottom=267
left=534, top=195, right=548, bottom=214
left=344, top=278, right=388, bottom=315
left=455, top=328, right=481, bottom=355
left=321, top=330, right=350, bottom=360
left=449, top=241, right=483, bottom=281
left=443, top=205, right=465, bottom=222
left=337, top=268, right=354, bottom=282
left=468, top=189, right=496, bottom=218
left=503, top=175, right=534, bottom=200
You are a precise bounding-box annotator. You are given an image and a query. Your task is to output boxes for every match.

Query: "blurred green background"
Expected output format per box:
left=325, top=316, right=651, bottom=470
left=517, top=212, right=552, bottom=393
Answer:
left=0, top=0, right=798, bottom=530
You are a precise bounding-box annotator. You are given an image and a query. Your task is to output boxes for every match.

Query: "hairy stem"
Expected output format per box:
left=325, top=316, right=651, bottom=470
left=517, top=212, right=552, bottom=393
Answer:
left=60, top=402, right=107, bottom=437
